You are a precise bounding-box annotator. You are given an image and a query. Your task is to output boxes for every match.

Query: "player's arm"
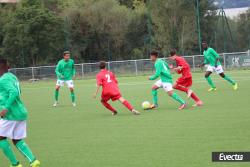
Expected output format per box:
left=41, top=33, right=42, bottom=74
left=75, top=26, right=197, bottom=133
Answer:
left=210, top=48, right=220, bottom=67
left=93, top=85, right=101, bottom=99
left=199, top=56, right=207, bottom=67
left=149, top=62, right=161, bottom=80
left=55, top=62, right=63, bottom=78
left=93, top=76, right=102, bottom=98
left=173, top=66, right=183, bottom=74
left=0, top=79, right=19, bottom=117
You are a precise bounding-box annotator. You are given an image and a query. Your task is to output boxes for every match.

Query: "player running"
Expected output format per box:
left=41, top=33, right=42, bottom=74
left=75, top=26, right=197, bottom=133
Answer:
left=0, top=59, right=40, bottom=167
left=200, top=41, right=238, bottom=91
left=148, top=51, right=186, bottom=110
left=93, top=61, right=140, bottom=116
left=53, top=51, right=76, bottom=107
left=169, top=49, right=203, bottom=107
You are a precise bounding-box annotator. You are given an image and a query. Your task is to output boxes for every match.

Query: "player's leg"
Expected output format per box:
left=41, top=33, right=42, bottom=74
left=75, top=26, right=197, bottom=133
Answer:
left=151, top=80, right=162, bottom=108
left=101, top=95, right=118, bottom=115
left=12, top=121, right=40, bottom=167
left=217, top=66, right=238, bottom=90
left=151, top=85, right=159, bottom=108
left=0, top=136, right=21, bottom=167
left=67, top=80, right=76, bottom=106
left=0, top=120, right=21, bottom=167
left=54, top=80, right=62, bottom=106
left=190, top=92, right=203, bottom=107
left=163, top=83, right=186, bottom=110
left=205, top=69, right=216, bottom=91
left=118, top=97, right=140, bottom=115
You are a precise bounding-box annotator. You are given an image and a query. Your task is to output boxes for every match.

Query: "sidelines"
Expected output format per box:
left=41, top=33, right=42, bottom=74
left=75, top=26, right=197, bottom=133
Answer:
left=22, top=76, right=250, bottom=90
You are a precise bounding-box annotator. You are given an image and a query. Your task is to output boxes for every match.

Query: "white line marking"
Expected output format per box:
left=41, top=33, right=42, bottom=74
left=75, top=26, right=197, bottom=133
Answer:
left=21, top=76, right=250, bottom=90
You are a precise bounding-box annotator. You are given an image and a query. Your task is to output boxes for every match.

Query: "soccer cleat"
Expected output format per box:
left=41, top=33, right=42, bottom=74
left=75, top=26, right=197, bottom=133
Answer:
left=72, top=103, right=76, bottom=107
left=208, top=87, right=217, bottom=92
left=149, top=104, right=158, bottom=110
left=187, top=89, right=193, bottom=98
left=192, top=101, right=203, bottom=107
left=112, top=111, right=118, bottom=116
left=233, top=83, right=238, bottom=90
left=53, top=101, right=58, bottom=107
left=178, top=103, right=187, bottom=110
left=132, top=109, right=140, bottom=115
left=10, top=164, right=22, bottom=167
left=30, top=160, right=40, bottom=167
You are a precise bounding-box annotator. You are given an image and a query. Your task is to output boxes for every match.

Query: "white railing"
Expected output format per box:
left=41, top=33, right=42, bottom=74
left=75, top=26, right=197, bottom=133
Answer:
left=9, top=51, right=250, bottom=81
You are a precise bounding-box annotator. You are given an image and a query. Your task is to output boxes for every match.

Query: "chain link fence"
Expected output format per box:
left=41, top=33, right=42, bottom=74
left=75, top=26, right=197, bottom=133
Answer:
left=9, top=51, right=250, bottom=81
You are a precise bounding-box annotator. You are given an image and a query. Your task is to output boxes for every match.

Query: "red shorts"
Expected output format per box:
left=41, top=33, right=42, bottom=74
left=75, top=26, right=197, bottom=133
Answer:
left=176, top=77, right=192, bottom=87
left=101, top=91, right=121, bottom=102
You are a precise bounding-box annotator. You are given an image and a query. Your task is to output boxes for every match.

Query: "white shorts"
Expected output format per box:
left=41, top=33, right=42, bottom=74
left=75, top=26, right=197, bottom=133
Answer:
left=0, top=120, right=27, bottom=140
left=154, top=80, right=173, bottom=92
left=56, top=80, right=74, bottom=88
left=206, top=65, right=224, bottom=74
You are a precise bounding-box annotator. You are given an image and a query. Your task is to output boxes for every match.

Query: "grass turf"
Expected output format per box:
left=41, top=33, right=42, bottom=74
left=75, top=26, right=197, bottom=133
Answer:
left=1, top=70, right=250, bottom=167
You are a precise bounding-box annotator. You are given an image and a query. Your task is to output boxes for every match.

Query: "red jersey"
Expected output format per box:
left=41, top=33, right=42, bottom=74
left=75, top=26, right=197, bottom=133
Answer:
left=175, top=56, right=192, bottom=78
left=96, top=69, right=120, bottom=95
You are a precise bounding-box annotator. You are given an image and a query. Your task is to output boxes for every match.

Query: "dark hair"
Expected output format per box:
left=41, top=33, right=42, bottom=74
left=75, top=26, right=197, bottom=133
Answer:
left=150, top=51, right=159, bottom=57
left=170, top=49, right=177, bottom=56
left=63, top=51, right=70, bottom=55
left=99, top=61, right=106, bottom=69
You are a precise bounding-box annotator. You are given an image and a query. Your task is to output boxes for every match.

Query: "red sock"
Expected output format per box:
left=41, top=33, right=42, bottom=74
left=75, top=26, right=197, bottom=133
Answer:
left=174, top=85, right=189, bottom=93
left=101, top=101, right=117, bottom=113
left=191, top=92, right=200, bottom=102
left=122, top=100, right=133, bottom=111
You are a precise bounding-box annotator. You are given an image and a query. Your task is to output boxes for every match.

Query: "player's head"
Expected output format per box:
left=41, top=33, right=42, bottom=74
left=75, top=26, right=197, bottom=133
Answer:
left=63, top=51, right=70, bottom=61
left=150, top=51, right=159, bottom=62
left=169, top=49, right=177, bottom=60
left=202, top=41, right=208, bottom=50
left=0, top=58, right=9, bottom=76
left=99, top=61, right=106, bottom=70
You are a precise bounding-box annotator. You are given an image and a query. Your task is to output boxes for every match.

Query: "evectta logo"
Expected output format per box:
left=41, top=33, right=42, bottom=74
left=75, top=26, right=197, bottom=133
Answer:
left=212, top=152, right=250, bottom=162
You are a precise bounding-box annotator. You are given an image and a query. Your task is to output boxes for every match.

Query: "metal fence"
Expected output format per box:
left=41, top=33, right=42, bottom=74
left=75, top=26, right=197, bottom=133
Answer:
left=9, top=51, right=250, bottom=81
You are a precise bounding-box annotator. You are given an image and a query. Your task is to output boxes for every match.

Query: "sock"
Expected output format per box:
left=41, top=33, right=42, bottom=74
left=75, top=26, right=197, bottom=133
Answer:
left=174, top=85, right=188, bottom=93
left=151, top=89, right=158, bottom=105
left=224, top=75, right=236, bottom=85
left=191, top=92, right=200, bottom=102
left=55, top=90, right=59, bottom=101
left=15, top=140, right=36, bottom=163
left=122, top=100, right=133, bottom=111
left=171, top=93, right=185, bottom=104
left=206, top=76, right=216, bottom=88
left=101, top=101, right=117, bottom=113
left=70, top=91, right=76, bottom=103
left=0, top=139, right=19, bottom=166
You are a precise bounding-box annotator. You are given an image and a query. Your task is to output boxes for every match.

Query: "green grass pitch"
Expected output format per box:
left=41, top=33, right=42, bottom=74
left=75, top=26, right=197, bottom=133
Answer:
left=1, top=70, right=250, bottom=167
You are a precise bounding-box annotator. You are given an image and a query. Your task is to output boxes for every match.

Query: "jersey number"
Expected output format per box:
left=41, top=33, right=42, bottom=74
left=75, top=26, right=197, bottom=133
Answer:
left=105, top=74, right=112, bottom=83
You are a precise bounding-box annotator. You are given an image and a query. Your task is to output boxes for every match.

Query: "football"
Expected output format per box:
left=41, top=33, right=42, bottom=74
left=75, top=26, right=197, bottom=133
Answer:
left=142, top=101, right=151, bottom=110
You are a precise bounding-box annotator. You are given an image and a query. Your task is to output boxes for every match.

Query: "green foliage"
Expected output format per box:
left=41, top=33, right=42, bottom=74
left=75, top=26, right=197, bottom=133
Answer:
left=0, top=0, right=249, bottom=67
left=237, top=9, right=250, bottom=50
left=1, top=0, right=64, bottom=67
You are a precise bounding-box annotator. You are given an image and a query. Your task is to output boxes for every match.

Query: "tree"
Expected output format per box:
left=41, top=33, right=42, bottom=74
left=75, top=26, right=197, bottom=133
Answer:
left=2, top=0, right=64, bottom=67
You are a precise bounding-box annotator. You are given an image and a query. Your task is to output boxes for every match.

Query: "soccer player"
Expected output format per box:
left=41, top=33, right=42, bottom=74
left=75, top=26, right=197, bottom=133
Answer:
left=169, top=49, right=203, bottom=107
left=93, top=61, right=140, bottom=115
left=148, top=51, right=186, bottom=110
left=200, top=41, right=238, bottom=91
left=53, top=51, right=76, bottom=107
left=0, top=59, right=40, bottom=167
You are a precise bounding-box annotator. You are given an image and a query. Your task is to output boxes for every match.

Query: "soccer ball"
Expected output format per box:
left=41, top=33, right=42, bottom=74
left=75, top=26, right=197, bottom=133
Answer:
left=141, top=101, right=151, bottom=110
